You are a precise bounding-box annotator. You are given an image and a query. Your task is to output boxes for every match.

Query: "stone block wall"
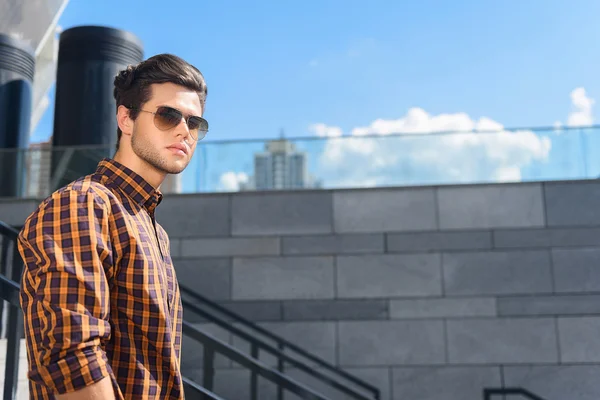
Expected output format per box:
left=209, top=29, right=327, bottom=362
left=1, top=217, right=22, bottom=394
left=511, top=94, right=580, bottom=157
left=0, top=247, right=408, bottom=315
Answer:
left=156, top=181, right=600, bottom=400
left=3, top=180, right=600, bottom=399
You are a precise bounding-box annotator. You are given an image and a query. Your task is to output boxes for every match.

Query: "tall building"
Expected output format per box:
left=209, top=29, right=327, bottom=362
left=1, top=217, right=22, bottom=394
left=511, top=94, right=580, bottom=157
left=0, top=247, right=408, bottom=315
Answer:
left=251, top=135, right=321, bottom=191
left=0, top=0, right=69, bottom=135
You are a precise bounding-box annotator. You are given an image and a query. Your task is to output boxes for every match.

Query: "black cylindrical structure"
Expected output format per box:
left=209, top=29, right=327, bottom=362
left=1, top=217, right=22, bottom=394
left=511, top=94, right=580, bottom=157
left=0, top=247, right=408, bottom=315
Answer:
left=51, top=25, right=143, bottom=189
left=0, top=34, right=35, bottom=198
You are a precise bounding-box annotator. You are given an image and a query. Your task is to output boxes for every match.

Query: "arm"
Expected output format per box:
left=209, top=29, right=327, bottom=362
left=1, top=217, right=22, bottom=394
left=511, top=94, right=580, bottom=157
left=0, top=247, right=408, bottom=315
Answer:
left=18, top=189, right=118, bottom=399
left=54, top=376, right=115, bottom=400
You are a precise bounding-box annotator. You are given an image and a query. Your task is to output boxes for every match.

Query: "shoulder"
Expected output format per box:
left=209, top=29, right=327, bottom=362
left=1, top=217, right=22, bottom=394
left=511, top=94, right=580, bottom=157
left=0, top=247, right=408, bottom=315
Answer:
left=46, top=175, right=114, bottom=211
left=19, top=175, right=115, bottom=240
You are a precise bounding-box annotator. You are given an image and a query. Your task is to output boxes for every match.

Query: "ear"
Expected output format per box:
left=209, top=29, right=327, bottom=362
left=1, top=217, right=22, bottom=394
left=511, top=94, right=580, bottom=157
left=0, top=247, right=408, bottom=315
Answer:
left=116, top=105, right=134, bottom=136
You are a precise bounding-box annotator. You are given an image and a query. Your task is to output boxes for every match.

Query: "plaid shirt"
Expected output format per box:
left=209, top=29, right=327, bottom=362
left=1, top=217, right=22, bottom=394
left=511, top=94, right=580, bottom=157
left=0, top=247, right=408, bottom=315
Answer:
left=17, top=158, right=184, bottom=399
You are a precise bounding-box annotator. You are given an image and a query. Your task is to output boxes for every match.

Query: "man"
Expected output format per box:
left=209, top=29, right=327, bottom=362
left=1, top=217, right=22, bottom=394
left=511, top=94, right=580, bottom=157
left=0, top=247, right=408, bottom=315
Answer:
left=17, top=53, right=208, bottom=399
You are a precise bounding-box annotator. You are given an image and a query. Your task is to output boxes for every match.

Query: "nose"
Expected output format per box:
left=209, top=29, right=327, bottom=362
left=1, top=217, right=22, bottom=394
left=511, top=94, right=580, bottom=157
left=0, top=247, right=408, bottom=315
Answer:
left=175, top=117, right=192, bottom=140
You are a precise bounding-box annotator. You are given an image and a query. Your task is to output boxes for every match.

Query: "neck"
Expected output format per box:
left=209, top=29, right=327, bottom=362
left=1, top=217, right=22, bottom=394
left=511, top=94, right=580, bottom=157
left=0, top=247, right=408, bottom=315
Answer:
left=113, top=150, right=166, bottom=189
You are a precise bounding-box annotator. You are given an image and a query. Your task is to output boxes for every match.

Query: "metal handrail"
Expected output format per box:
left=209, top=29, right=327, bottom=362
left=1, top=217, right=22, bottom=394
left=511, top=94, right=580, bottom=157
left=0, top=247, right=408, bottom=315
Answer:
left=179, top=283, right=380, bottom=399
left=182, top=321, right=329, bottom=400
left=483, top=387, right=548, bottom=400
left=0, top=274, right=19, bottom=306
left=0, top=221, right=19, bottom=237
left=182, top=299, right=371, bottom=400
left=182, top=377, right=226, bottom=400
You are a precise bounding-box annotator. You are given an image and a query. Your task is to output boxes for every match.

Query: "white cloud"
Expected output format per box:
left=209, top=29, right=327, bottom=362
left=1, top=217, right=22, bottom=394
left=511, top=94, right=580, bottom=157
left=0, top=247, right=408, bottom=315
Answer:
left=350, top=108, right=507, bottom=136
left=567, top=87, right=594, bottom=127
left=309, top=123, right=342, bottom=137
left=218, top=172, right=249, bottom=192
left=315, top=107, right=552, bottom=188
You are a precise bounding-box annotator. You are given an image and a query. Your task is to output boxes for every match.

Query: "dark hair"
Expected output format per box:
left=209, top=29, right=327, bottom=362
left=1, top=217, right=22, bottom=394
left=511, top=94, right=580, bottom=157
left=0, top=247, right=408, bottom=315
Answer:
left=113, top=53, right=208, bottom=150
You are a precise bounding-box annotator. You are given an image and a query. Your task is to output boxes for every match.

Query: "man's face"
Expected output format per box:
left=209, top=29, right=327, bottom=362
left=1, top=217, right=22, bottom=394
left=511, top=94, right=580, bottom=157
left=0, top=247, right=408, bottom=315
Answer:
left=130, top=82, right=203, bottom=175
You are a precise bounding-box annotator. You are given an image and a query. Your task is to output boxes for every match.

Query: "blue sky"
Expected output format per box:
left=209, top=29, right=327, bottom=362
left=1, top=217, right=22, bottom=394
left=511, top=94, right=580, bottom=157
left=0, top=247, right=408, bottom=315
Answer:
left=30, top=0, right=600, bottom=191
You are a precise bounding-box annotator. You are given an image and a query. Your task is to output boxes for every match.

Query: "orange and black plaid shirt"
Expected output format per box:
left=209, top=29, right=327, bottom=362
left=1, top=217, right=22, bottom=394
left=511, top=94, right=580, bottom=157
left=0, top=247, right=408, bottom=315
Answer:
left=17, top=158, right=184, bottom=399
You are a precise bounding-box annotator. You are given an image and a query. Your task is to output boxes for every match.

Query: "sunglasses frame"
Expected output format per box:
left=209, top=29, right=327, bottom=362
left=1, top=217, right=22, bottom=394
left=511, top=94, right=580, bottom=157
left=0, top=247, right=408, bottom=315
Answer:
left=132, top=106, right=209, bottom=141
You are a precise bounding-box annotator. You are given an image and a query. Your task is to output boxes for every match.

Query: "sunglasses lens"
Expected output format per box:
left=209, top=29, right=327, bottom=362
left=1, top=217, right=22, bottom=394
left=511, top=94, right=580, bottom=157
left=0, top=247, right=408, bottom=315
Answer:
left=188, top=117, right=208, bottom=131
left=154, top=107, right=182, bottom=130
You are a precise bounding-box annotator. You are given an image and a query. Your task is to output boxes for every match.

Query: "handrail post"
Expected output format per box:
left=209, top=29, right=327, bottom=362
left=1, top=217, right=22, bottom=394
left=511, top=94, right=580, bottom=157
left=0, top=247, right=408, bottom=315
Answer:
left=3, top=303, right=22, bottom=400
left=0, top=238, right=9, bottom=338
left=203, top=346, right=215, bottom=397
left=277, top=342, right=285, bottom=400
left=250, top=344, right=259, bottom=400
left=10, top=240, right=23, bottom=284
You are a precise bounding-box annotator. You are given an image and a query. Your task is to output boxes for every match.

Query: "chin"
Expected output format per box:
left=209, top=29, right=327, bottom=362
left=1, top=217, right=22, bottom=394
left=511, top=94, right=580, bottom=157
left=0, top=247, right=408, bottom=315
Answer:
left=164, top=161, right=188, bottom=175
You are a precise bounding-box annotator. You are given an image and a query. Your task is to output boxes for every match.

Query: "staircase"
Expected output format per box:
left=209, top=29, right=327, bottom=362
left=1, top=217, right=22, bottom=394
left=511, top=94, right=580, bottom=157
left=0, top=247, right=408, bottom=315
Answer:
left=0, top=220, right=379, bottom=400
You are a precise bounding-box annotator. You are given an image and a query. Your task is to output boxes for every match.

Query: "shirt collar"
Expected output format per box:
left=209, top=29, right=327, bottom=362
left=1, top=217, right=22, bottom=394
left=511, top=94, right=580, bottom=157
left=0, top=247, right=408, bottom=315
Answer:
left=95, top=158, right=163, bottom=212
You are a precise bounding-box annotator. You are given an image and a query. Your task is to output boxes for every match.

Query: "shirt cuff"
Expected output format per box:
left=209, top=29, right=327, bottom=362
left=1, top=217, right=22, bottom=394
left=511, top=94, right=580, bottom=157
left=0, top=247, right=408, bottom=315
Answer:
left=39, top=344, right=115, bottom=394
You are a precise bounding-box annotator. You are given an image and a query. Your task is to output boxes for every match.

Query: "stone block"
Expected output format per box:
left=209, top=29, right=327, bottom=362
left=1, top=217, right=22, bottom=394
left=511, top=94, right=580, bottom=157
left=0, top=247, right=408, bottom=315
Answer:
left=504, top=365, right=600, bottom=400
left=181, top=237, right=280, bottom=258
left=446, top=318, right=558, bottom=363
left=558, top=317, right=600, bottom=362
left=544, top=181, right=600, bottom=226
left=333, top=189, right=437, bottom=233
left=337, top=254, right=442, bottom=298
left=174, top=258, right=231, bottom=301
left=232, top=256, right=335, bottom=300
left=338, top=320, right=446, bottom=366
left=282, top=233, right=384, bottom=255
left=393, top=367, right=501, bottom=400
left=437, top=184, right=545, bottom=229
left=497, top=294, right=600, bottom=316
left=552, top=248, right=600, bottom=293
left=443, top=250, right=552, bottom=295
left=231, top=192, right=332, bottom=236
left=387, top=230, right=492, bottom=253
left=390, top=297, right=496, bottom=319
left=283, top=299, right=388, bottom=321
left=493, top=227, right=600, bottom=248
left=231, top=321, right=337, bottom=368
left=156, top=194, right=230, bottom=237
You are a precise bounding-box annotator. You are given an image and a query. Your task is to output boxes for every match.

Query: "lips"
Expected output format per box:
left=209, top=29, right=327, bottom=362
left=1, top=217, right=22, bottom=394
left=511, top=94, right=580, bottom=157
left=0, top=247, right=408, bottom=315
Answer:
left=167, top=143, right=188, bottom=155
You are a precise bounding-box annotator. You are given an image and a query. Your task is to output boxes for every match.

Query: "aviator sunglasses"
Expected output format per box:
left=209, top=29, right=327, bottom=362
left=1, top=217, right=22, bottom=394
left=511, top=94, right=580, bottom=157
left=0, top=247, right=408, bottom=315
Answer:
left=133, top=106, right=209, bottom=141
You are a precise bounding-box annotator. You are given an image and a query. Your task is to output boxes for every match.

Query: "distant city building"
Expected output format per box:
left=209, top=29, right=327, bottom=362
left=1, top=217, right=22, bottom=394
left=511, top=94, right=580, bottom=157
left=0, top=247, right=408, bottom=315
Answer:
left=25, top=140, right=51, bottom=198
left=245, top=134, right=322, bottom=191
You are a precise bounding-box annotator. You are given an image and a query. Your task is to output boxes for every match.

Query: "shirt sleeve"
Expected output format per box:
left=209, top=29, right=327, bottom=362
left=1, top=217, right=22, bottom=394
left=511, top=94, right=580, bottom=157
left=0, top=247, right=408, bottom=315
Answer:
left=17, top=188, right=116, bottom=395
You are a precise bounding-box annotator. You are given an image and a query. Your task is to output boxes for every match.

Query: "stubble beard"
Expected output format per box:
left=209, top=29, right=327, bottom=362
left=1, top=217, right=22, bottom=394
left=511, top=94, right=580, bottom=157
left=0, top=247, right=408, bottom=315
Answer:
left=131, top=129, right=188, bottom=175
